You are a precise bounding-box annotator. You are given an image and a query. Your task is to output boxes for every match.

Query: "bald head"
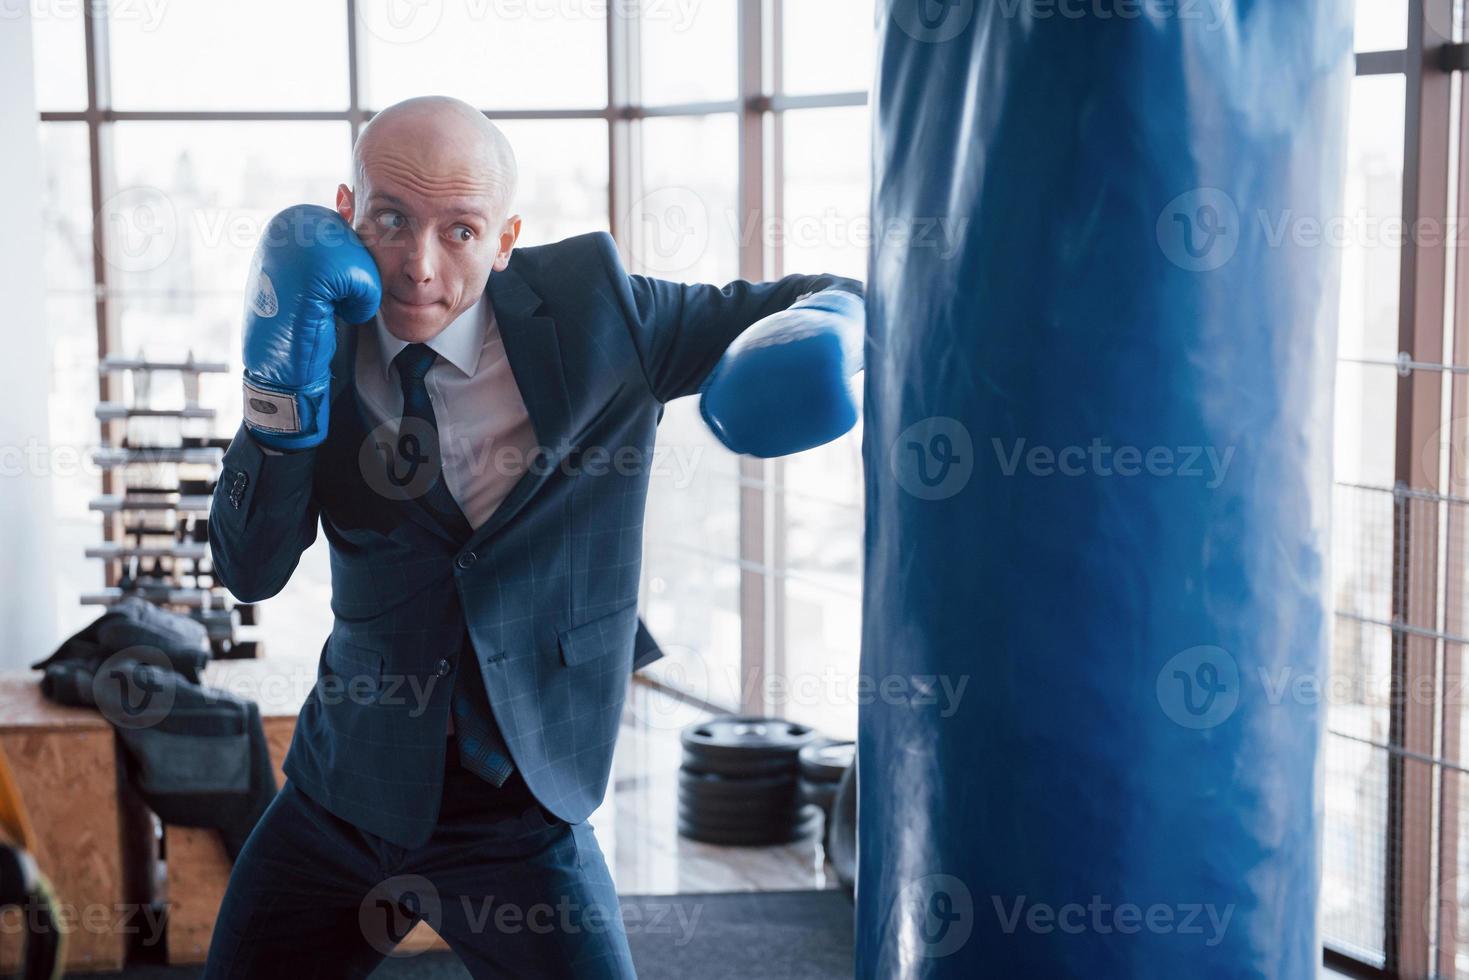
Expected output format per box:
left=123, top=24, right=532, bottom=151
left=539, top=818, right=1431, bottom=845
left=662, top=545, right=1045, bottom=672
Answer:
left=337, top=95, right=523, bottom=343
left=353, top=96, right=517, bottom=214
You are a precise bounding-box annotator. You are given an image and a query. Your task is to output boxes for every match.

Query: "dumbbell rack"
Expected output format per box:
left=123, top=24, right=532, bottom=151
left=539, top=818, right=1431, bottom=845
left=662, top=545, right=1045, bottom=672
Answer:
left=83, top=353, right=259, bottom=658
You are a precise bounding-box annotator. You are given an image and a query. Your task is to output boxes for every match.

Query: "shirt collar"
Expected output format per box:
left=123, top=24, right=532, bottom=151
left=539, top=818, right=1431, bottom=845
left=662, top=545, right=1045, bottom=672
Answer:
left=375, top=291, right=489, bottom=381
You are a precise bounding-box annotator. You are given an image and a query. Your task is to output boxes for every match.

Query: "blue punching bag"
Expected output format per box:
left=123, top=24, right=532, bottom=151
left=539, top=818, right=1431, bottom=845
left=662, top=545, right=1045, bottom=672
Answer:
left=860, top=2, right=1352, bottom=977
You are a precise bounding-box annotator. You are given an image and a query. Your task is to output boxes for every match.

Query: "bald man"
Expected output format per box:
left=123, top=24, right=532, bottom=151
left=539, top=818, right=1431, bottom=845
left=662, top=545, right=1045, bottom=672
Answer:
left=204, top=95, right=864, bottom=978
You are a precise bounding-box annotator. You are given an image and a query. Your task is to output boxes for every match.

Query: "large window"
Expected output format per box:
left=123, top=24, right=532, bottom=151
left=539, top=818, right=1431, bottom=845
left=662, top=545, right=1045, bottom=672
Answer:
left=31, top=1, right=871, bottom=739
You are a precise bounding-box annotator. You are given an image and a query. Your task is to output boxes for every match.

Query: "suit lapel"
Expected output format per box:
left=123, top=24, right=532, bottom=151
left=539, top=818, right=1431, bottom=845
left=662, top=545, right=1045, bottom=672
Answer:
left=460, top=262, right=572, bottom=553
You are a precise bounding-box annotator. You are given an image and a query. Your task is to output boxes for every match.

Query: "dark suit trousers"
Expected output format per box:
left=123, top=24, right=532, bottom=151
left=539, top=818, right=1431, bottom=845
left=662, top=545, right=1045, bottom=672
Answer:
left=202, top=735, right=636, bottom=979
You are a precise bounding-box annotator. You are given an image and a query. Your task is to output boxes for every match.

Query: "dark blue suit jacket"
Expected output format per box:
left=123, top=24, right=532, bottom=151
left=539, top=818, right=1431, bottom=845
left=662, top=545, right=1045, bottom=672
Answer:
left=208, top=229, right=862, bottom=848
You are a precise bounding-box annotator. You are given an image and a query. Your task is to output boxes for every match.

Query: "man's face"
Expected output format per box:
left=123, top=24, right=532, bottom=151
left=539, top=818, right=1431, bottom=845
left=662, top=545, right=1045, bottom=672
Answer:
left=336, top=175, right=520, bottom=343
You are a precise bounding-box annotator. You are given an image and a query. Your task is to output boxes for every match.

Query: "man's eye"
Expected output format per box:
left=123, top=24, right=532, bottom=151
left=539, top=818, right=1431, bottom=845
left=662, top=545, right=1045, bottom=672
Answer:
left=453, top=226, right=474, bottom=243
left=377, top=212, right=405, bottom=230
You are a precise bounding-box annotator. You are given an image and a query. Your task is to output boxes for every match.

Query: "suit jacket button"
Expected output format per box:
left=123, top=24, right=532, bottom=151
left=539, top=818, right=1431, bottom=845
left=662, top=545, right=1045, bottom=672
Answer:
left=436, top=659, right=451, bottom=676
left=456, top=552, right=477, bottom=569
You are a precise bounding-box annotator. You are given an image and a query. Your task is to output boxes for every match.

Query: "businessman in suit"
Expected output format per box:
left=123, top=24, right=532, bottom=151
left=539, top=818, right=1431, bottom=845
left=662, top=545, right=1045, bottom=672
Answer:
left=203, top=96, right=864, bottom=978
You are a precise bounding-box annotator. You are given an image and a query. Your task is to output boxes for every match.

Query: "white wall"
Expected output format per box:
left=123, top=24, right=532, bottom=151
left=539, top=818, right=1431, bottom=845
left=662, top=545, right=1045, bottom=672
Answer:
left=0, top=10, right=60, bottom=667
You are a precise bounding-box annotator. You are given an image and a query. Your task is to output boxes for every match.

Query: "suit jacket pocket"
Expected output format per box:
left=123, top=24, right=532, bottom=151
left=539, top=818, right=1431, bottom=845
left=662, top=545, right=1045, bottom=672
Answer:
left=559, top=600, right=639, bottom=667
left=324, top=636, right=385, bottom=699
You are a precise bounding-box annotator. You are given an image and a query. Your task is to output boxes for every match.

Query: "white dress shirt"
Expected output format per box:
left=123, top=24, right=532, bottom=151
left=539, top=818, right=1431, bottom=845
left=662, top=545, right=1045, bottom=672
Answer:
left=354, top=290, right=540, bottom=532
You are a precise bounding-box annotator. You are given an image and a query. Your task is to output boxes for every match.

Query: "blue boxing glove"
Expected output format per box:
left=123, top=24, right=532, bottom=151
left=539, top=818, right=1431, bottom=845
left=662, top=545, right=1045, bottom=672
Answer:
left=699, top=288, right=865, bottom=457
left=240, top=204, right=381, bottom=450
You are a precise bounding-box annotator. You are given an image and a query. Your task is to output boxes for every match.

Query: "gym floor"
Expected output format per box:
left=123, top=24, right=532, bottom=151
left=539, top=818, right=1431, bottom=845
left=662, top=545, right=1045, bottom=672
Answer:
left=598, top=683, right=844, bottom=896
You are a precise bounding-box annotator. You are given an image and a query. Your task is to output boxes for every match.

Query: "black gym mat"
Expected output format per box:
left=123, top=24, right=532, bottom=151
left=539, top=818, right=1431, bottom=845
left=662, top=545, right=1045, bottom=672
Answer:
left=79, top=889, right=854, bottom=979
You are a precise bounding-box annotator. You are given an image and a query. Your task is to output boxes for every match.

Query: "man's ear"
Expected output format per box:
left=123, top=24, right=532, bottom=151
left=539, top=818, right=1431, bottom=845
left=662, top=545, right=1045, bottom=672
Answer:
left=492, top=214, right=522, bottom=272
left=336, top=184, right=355, bottom=224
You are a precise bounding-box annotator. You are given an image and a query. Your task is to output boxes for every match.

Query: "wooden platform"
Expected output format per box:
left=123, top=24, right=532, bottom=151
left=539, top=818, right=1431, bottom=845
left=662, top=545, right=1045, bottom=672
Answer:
left=0, top=671, right=137, bottom=974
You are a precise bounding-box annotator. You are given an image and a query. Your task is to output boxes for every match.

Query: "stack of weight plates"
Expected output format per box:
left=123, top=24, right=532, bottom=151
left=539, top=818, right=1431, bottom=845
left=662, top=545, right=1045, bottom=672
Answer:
left=678, top=716, right=822, bottom=845
left=798, top=740, right=854, bottom=821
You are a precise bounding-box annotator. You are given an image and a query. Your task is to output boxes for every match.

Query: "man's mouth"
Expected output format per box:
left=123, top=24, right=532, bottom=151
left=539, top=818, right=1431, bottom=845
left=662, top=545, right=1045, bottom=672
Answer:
left=388, top=295, right=438, bottom=310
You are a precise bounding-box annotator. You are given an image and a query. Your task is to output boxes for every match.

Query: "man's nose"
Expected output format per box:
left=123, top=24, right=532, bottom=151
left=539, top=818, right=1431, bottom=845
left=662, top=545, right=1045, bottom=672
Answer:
left=401, top=233, right=437, bottom=283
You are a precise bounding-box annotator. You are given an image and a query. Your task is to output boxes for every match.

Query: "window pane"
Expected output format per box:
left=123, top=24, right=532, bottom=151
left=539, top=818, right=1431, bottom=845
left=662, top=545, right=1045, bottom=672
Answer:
left=31, top=7, right=87, bottom=110
left=1323, top=734, right=1389, bottom=964
left=631, top=115, right=739, bottom=283
left=782, top=0, right=875, bottom=96
left=640, top=0, right=735, bottom=105
left=1335, top=73, right=1403, bottom=487
left=781, top=105, right=871, bottom=282
left=641, top=399, right=742, bottom=712
left=361, top=5, right=606, bottom=110
left=1354, top=0, right=1408, bottom=51
left=38, top=123, right=104, bottom=637
left=779, top=423, right=863, bottom=741
left=494, top=120, right=608, bottom=245
left=39, top=123, right=94, bottom=295
left=110, top=1, right=348, bottom=109
left=107, top=122, right=351, bottom=305
left=46, top=292, right=105, bottom=638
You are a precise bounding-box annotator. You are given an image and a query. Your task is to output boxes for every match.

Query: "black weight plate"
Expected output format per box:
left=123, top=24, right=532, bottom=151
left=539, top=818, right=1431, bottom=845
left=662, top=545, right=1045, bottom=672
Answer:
left=798, top=740, right=855, bottom=783
left=680, top=717, right=821, bottom=777
left=677, top=801, right=808, bottom=833
left=826, top=762, right=857, bottom=895
left=678, top=783, right=799, bottom=815
left=681, top=751, right=798, bottom=779
left=677, top=767, right=798, bottom=800
left=678, top=806, right=821, bottom=847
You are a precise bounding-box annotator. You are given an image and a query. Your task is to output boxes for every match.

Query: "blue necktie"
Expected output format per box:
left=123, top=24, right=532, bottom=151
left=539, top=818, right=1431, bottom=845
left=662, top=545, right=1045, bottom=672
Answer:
left=391, top=343, right=515, bottom=787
